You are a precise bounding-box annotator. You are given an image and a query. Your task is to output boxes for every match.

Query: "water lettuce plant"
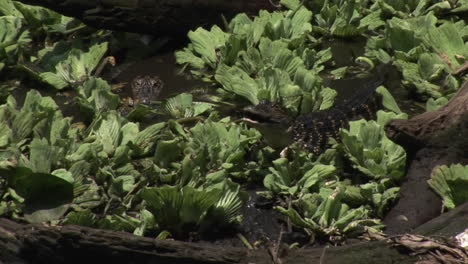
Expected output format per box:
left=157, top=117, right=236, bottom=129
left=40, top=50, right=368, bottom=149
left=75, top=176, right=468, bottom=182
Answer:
left=0, top=89, right=257, bottom=236
left=365, top=11, right=467, bottom=107
left=313, top=0, right=368, bottom=37
left=163, top=93, right=213, bottom=119
left=0, top=15, right=31, bottom=71
left=0, top=0, right=82, bottom=72
left=341, top=110, right=407, bottom=181
left=36, top=42, right=108, bottom=90
left=141, top=183, right=244, bottom=238
left=428, top=164, right=468, bottom=211
left=176, top=4, right=336, bottom=114
left=276, top=186, right=383, bottom=240
left=0, top=90, right=80, bottom=222
left=264, top=146, right=337, bottom=196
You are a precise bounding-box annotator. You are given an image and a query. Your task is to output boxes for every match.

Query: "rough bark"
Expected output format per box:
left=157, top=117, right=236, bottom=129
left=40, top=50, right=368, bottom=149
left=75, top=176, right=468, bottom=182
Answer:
left=1, top=204, right=467, bottom=264
left=385, top=79, right=468, bottom=151
left=383, top=79, right=468, bottom=234
left=14, top=0, right=276, bottom=39
left=0, top=217, right=252, bottom=264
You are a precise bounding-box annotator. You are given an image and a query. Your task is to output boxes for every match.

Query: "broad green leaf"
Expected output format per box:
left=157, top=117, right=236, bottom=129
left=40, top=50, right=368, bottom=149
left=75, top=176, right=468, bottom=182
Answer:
left=187, top=25, right=229, bottom=67
left=341, top=112, right=406, bottom=181
left=35, top=42, right=108, bottom=89
left=154, top=139, right=182, bottom=168
left=141, top=185, right=234, bottom=238
left=426, top=97, right=449, bottom=111
left=27, top=137, right=59, bottom=173
left=0, top=16, right=31, bottom=65
left=88, top=111, right=125, bottom=156
left=63, top=210, right=96, bottom=227
left=0, top=0, right=24, bottom=17
left=132, top=122, right=166, bottom=156
left=280, top=0, right=302, bottom=10
left=10, top=167, right=73, bottom=223
left=215, top=63, right=259, bottom=104
left=424, top=22, right=468, bottom=69
left=428, top=164, right=468, bottom=210
left=175, top=48, right=205, bottom=70
left=77, top=77, right=119, bottom=115
left=0, top=122, right=11, bottom=147
left=110, top=175, right=135, bottom=196
left=164, top=93, right=213, bottom=118
left=376, top=86, right=404, bottom=114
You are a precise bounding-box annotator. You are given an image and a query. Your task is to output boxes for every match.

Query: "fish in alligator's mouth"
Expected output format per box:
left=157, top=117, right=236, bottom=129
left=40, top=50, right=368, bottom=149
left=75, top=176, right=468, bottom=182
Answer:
left=242, top=76, right=385, bottom=154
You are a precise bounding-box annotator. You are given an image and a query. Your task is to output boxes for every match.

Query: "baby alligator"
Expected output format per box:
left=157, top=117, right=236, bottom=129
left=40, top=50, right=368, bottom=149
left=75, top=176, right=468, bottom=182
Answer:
left=243, top=77, right=384, bottom=154
left=131, top=75, right=164, bottom=105
left=119, top=75, right=164, bottom=115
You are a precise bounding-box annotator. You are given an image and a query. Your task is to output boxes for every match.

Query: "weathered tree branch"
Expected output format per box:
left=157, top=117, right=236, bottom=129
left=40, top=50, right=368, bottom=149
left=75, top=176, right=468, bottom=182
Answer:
left=385, top=79, right=468, bottom=150
left=383, top=79, right=468, bottom=234
left=1, top=203, right=467, bottom=264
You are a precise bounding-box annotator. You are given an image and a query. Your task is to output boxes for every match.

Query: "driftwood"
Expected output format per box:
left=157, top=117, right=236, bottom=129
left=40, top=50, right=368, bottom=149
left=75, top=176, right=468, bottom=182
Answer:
left=385, top=79, right=468, bottom=150
left=14, top=0, right=276, bottom=39
left=383, top=79, right=468, bottom=234
left=1, top=202, right=467, bottom=264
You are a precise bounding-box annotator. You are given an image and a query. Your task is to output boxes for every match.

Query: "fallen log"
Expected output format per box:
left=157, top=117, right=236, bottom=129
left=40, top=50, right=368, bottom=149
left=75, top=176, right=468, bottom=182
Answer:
left=383, top=79, right=468, bottom=234
left=14, top=0, right=276, bottom=39
left=1, top=203, right=467, bottom=264
left=385, top=79, right=468, bottom=151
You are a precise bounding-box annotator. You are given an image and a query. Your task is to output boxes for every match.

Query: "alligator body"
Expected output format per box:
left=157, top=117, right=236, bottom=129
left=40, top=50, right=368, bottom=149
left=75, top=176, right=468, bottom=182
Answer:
left=243, top=77, right=384, bottom=153
left=293, top=78, right=383, bottom=153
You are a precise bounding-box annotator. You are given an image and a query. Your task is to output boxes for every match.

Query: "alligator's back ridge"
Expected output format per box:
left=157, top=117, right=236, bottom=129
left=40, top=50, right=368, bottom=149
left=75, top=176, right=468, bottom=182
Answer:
left=293, top=77, right=384, bottom=153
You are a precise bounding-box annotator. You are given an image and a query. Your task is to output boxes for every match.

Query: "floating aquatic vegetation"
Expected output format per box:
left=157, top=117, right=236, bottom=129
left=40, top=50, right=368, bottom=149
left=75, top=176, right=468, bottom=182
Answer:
left=0, top=16, right=31, bottom=71
left=341, top=110, right=407, bottom=182
left=366, top=12, right=466, bottom=101
left=164, top=93, right=213, bottom=119
left=76, top=77, right=120, bottom=116
left=276, top=186, right=383, bottom=240
left=428, top=164, right=468, bottom=211
left=176, top=4, right=333, bottom=114
left=141, top=183, right=244, bottom=238
left=36, top=42, right=108, bottom=90
left=0, top=0, right=83, bottom=72
left=313, top=0, right=368, bottom=37
left=264, top=146, right=337, bottom=195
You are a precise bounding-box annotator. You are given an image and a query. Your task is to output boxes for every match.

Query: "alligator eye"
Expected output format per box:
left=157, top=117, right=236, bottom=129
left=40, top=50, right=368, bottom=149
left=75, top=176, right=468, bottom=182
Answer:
left=259, top=99, right=270, bottom=105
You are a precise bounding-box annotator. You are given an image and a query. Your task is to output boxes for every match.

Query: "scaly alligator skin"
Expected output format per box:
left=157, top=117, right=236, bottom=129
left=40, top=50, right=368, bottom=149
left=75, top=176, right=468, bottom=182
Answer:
left=131, top=75, right=164, bottom=105
left=118, top=75, right=164, bottom=116
left=243, top=77, right=384, bottom=154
